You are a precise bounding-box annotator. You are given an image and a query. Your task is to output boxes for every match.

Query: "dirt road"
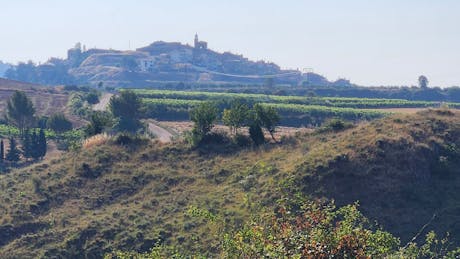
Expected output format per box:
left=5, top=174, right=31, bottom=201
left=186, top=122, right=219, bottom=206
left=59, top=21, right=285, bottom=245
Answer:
left=93, top=93, right=113, bottom=111
left=147, top=120, right=174, bottom=143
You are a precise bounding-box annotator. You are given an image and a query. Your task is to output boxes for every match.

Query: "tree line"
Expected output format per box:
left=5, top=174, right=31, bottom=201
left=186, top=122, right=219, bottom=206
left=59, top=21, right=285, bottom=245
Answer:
left=190, top=100, right=280, bottom=146
left=84, top=90, right=281, bottom=147
left=0, top=91, right=77, bottom=166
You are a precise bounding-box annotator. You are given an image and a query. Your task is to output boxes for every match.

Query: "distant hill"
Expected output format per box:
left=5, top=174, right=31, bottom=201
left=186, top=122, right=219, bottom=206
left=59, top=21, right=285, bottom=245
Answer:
left=1, top=110, right=460, bottom=257
left=3, top=36, right=350, bottom=88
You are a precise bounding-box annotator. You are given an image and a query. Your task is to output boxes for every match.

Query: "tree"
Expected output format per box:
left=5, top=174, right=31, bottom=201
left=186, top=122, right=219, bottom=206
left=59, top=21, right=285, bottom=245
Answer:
left=419, top=75, right=429, bottom=89
left=6, top=91, right=35, bottom=135
left=47, top=113, right=73, bottom=133
left=6, top=137, right=20, bottom=162
left=222, top=100, right=249, bottom=134
left=84, top=111, right=113, bottom=137
left=109, top=91, right=144, bottom=133
left=253, top=104, right=280, bottom=141
left=190, top=102, right=219, bottom=137
left=38, top=128, right=47, bottom=159
left=22, top=129, right=33, bottom=159
left=0, top=140, right=4, bottom=161
left=85, top=92, right=100, bottom=104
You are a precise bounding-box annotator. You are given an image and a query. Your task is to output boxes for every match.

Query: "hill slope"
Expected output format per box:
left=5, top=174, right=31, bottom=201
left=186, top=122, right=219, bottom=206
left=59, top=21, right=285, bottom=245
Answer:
left=0, top=78, right=84, bottom=126
left=0, top=110, right=460, bottom=257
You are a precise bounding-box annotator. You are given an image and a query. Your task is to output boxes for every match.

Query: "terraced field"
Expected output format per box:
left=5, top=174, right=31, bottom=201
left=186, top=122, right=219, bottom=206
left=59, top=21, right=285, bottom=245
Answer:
left=129, top=89, right=458, bottom=126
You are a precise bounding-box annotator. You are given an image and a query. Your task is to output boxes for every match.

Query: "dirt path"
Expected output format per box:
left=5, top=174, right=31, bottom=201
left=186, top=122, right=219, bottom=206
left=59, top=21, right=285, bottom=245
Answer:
left=365, top=108, right=428, bottom=114
left=147, top=120, right=174, bottom=143
left=93, top=93, right=113, bottom=111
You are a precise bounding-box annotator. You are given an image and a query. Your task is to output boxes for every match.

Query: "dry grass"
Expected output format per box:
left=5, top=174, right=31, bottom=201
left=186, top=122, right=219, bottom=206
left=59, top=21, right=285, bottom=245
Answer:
left=365, top=107, right=428, bottom=114
left=82, top=133, right=111, bottom=149
left=159, top=120, right=313, bottom=140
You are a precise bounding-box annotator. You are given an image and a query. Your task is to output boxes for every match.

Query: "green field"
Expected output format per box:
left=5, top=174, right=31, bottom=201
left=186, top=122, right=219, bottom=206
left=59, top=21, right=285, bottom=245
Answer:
left=132, top=89, right=459, bottom=108
left=129, top=89, right=460, bottom=126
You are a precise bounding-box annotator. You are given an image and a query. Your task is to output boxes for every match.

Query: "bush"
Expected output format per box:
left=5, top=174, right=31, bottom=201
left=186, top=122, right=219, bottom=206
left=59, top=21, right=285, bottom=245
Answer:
left=47, top=113, right=73, bottom=133
left=222, top=201, right=400, bottom=258
left=76, top=163, right=100, bottom=178
left=233, top=133, right=252, bottom=147
left=319, top=118, right=353, bottom=132
left=85, top=92, right=100, bottom=104
left=113, top=133, right=145, bottom=146
left=84, top=111, right=113, bottom=137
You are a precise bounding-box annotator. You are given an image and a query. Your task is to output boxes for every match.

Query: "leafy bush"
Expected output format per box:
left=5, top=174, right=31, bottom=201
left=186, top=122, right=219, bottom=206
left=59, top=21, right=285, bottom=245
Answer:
left=85, top=92, right=100, bottom=104
left=84, top=111, right=114, bottom=137
left=47, top=113, right=73, bottom=133
left=319, top=118, right=353, bottom=132
left=113, top=133, right=146, bottom=146
left=222, top=201, right=400, bottom=258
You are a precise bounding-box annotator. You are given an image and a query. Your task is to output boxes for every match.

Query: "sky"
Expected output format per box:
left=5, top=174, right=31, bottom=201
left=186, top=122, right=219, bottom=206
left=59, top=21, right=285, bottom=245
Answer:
left=1, top=0, right=459, bottom=86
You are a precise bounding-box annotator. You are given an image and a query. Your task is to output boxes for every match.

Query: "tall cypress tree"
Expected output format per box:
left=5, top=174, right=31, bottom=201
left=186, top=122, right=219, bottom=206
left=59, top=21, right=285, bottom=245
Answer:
left=22, top=129, right=33, bottom=160
left=30, top=130, right=40, bottom=160
left=38, top=129, right=47, bottom=159
left=6, top=137, right=20, bottom=162
left=0, top=139, right=4, bottom=161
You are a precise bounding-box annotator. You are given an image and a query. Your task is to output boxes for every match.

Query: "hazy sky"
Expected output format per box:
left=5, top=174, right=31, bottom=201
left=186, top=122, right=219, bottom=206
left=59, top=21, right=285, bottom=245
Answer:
left=1, top=0, right=459, bottom=86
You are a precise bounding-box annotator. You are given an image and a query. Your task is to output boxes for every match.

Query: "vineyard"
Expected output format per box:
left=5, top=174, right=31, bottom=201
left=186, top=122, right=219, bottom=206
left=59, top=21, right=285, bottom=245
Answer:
left=130, top=89, right=460, bottom=126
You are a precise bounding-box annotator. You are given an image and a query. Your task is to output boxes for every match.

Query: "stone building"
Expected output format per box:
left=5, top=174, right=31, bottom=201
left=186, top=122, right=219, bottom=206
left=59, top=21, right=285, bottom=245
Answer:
left=194, top=34, right=207, bottom=50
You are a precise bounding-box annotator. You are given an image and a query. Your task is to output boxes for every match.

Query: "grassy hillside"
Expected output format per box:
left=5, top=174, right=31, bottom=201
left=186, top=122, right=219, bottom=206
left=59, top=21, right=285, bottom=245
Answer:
left=0, top=109, right=460, bottom=257
left=299, top=109, right=460, bottom=243
left=0, top=79, right=84, bottom=126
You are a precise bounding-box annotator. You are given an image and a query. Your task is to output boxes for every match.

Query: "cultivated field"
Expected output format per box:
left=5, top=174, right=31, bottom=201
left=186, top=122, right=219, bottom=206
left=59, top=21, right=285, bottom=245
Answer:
left=127, top=88, right=459, bottom=127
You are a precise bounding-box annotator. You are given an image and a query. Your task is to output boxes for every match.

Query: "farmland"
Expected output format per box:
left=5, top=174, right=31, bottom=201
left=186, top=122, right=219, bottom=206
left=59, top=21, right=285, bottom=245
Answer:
left=130, top=89, right=459, bottom=126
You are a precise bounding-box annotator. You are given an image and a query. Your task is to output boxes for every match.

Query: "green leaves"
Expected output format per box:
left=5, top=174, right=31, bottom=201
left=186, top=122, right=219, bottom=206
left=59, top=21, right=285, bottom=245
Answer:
left=222, top=100, right=249, bottom=134
left=109, top=91, right=144, bottom=133
left=190, top=102, right=219, bottom=137
left=47, top=113, right=73, bottom=133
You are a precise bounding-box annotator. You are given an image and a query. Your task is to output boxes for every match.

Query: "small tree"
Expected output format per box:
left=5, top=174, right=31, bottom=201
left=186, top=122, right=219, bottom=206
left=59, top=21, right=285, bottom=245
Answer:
left=6, top=137, right=20, bottom=162
left=253, top=104, right=280, bottom=141
left=222, top=100, right=249, bottom=135
left=47, top=113, right=73, bottom=133
left=419, top=75, right=429, bottom=89
left=109, top=91, right=144, bottom=133
left=85, top=92, right=99, bottom=104
left=84, top=111, right=113, bottom=137
left=6, top=91, right=35, bottom=136
left=190, top=102, right=219, bottom=138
